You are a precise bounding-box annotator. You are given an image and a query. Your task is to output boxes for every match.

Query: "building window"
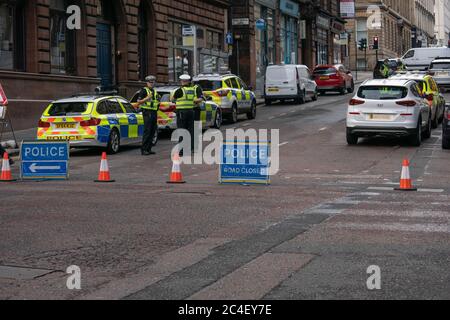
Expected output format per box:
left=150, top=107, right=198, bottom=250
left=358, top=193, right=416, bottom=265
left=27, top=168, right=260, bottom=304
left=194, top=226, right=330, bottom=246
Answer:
left=50, top=0, right=76, bottom=74
left=0, top=0, right=25, bottom=71
left=280, top=14, right=298, bottom=64
left=168, top=21, right=194, bottom=82
left=206, top=30, right=222, bottom=51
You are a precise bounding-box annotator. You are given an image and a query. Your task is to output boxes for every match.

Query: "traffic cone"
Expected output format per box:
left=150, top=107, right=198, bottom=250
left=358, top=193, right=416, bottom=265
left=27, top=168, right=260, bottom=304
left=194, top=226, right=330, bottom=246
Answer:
left=395, top=159, right=417, bottom=191
left=167, top=153, right=185, bottom=184
left=0, top=152, right=16, bottom=182
left=94, top=152, right=115, bottom=183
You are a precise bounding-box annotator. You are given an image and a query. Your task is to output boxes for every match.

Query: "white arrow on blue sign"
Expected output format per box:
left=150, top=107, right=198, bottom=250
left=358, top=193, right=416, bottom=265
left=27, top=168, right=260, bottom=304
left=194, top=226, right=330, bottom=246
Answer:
left=20, top=141, right=69, bottom=180
left=226, top=32, right=233, bottom=45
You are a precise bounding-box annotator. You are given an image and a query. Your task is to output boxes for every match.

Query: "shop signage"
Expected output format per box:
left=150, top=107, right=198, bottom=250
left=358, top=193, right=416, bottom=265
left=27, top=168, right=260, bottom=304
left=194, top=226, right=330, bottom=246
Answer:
left=340, top=0, right=355, bottom=19
left=232, top=18, right=250, bottom=26
left=280, top=0, right=299, bottom=18
left=316, top=15, right=330, bottom=29
left=256, top=0, right=277, bottom=9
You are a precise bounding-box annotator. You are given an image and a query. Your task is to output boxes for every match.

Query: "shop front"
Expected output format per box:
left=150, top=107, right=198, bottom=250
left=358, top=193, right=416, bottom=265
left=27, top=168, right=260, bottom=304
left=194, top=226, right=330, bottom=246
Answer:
left=316, top=15, right=330, bottom=66
left=279, top=0, right=299, bottom=65
left=254, top=0, right=276, bottom=96
left=331, top=19, right=346, bottom=64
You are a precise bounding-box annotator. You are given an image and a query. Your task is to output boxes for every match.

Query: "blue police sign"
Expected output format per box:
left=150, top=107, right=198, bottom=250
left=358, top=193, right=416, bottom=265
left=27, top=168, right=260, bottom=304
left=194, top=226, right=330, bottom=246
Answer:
left=220, top=141, right=270, bottom=185
left=21, top=141, right=69, bottom=180
left=256, top=19, right=266, bottom=30
left=226, top=32, right=233, bottom=45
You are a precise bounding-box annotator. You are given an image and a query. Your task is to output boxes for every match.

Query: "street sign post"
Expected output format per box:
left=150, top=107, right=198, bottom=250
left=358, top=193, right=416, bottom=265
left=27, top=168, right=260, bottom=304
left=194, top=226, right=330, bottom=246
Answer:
left=219, top=141, right=270, bottom=185
left=20, top=140, right=70, bottom=180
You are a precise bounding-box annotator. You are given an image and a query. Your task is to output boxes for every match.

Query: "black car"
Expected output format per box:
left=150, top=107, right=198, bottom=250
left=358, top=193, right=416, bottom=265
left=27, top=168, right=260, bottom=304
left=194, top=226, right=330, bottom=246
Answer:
left=443, top=104, right=450, bottom=149
left=373, top=59, right=400, bottom=79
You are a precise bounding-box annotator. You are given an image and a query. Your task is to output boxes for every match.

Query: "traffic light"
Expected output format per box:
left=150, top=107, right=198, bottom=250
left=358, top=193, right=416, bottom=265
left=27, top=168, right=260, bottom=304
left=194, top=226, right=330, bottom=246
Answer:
left=358, top=38, right=367, bottom=51
left=373, top=36, right=379, bottom=50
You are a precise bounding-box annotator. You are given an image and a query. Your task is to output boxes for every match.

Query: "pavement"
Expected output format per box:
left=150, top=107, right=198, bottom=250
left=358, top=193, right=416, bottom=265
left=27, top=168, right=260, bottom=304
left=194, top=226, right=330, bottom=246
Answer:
left=7, top=71, right=447, bottom=300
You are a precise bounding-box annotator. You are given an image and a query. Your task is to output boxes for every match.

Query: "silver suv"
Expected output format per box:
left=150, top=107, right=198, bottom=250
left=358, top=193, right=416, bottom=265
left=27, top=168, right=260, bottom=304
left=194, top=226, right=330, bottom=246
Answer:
left=429, top=58, right=450, bottom=90
left=347, top=79, right=432, bottom=146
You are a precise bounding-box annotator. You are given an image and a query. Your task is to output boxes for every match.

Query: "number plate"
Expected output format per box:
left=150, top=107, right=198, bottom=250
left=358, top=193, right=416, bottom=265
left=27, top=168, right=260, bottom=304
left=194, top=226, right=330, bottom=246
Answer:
left=437, top=72, right=449, bottom=77
left=369, top=114, right=392, bottom=121
left=320, top=76, right=329, bottom=80
left=55, top=123, right=76, bottom=129
left=268, top=88, right=279, bottom=92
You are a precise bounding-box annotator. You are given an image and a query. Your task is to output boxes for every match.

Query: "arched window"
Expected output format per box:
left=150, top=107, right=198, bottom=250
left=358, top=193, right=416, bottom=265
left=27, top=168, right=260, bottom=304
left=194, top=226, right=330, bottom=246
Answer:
left=49, top=0, right=76, bottom=74
left=0, top=0, right=25, bottom=71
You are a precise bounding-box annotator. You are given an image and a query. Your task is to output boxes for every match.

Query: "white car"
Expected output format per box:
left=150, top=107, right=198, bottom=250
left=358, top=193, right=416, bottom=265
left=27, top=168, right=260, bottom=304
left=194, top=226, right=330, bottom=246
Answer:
left=347, top=79, right=432, bottom=146
left=429, top=58, right=450, bottom=90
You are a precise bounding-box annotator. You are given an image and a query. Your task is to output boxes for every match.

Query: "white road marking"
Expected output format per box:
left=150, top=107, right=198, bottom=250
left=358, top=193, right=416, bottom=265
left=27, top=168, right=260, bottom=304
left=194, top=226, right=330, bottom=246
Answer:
left=418, top=188, right=444, bottom=193
left=278, top=142, right=289, bottom=147
left=279, top=113, right=287, bottom=117
left=319, top=127, right=327, bottom=131
left=330, top=222, right=449, bottom=234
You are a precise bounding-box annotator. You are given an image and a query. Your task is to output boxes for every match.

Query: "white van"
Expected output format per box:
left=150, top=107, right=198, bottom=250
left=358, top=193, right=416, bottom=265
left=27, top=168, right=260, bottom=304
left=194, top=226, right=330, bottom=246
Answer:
left=402, top=47, right=450, bottom=71
left=265, top=64, right=318, bottom=105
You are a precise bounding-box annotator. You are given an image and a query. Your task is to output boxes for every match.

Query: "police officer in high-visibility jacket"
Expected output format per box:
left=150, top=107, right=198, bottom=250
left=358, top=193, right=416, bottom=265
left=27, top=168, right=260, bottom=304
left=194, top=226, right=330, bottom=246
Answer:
left=172, top=74, right=203, bottom=154
left=136, top=75, right=160, bottom=156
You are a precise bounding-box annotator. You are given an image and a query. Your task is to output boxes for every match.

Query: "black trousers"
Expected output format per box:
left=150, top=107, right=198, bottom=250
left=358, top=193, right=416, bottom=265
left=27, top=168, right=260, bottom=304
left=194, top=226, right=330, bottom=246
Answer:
left=176, top=109, right=195, bottom=152
left=142, top=109, right=158, bottom=153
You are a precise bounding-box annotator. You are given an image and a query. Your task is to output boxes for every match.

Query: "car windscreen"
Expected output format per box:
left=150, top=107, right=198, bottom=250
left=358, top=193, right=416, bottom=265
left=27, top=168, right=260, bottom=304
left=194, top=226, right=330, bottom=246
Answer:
left=194, top=80, right=222, bottom=91
left=266, top=67, right=294, bottom=80
left=47, top=102, right=90, bottom=116
left=313, top=67, right=336, bottom=75
left=357, top=86, right=408, bottom=100
left=430, top=62, right=450, bottom=70
left=158, top=92, right=172, bottom=103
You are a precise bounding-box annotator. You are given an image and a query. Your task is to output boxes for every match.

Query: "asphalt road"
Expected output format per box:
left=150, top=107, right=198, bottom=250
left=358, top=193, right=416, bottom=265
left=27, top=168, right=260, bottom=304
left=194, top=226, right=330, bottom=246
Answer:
left=1, top=89, right=449, bottom=300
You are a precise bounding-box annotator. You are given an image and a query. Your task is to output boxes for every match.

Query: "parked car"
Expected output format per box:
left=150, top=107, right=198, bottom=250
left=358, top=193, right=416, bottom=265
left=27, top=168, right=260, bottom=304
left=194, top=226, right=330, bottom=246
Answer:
left=313, top=64, right=354, bottom=95
left=264, top=64, right=318, bottom=105
left=401, top=47, right=450, bottom=71
left=37, top=93, right=148, bottom=154
left=193, top=73, right=256, bottom=123
left=373, top=59, right=401, bottom=79
left=428, top=58, right=450, bottom=90
left=389, top=72, right=445, bottom=128
left=130, top=85, right=222, bottom=130
left=346, top=79, right=432, bottom=147
left=443, top=104, right=450, bottom=149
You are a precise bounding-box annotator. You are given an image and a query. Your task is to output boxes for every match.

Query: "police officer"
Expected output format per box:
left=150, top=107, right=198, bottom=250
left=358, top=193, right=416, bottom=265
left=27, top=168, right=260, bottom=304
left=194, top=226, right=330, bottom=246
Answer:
left=381, top=59, right=391, bottom=78
left=136, top=75, right=160, bottom=156
left=172, top=74, right=203, bottom=154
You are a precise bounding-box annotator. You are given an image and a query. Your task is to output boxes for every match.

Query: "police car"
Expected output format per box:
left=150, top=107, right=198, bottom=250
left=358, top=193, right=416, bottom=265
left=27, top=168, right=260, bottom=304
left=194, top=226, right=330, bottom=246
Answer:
left=130, top=85, right=222, bottom=130
left=193, top=73, right=257, bottom=123
left=37, top=93, right=152, bottom=154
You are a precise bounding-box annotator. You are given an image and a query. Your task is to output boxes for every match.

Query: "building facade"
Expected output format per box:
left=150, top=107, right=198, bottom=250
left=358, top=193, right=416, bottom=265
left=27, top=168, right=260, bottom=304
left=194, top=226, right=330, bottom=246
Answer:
left=434, top=0, right=450, bottom=46
left=412, top=0, right=435, bottom=47
left=347, top=0, right=414, bottom=71
left=0, top=0, right=229, bottom=129
left=229, top=0, right=345, bottom=96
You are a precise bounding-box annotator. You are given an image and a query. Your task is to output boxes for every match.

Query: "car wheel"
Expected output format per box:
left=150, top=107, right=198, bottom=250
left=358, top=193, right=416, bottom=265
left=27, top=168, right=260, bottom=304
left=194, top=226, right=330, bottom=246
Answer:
left=443, top=136, right=450, bottom=149
left=312, top=90, right=318, bottom=101
left=423, top=115, right=432, bottom=140
left=106, top=128, right=120, bottom=154
left=409, top=119, right=422, bottom=147
left=152, top=129, right=158, bottom=146
left=265, top=99, right=272, bottom=106
left=347, top=81, right=355, bottom=94
left=230, top=103, right=238, bottom=123
left=247, top=101, right=257, bottom=120
left=339, top=87, right=346, bottom=95
left=213, top=109, right=222, bottom=129
left=319, top=90, right=325, bottom=96
left=346, top=128, right=358, bottom=145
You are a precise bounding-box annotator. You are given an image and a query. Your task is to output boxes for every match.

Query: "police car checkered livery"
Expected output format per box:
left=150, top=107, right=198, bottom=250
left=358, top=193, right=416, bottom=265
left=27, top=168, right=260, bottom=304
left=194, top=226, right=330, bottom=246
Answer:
left=37, top=94, right=150, bottom=154
left=193, top=74, right=257, bottom=123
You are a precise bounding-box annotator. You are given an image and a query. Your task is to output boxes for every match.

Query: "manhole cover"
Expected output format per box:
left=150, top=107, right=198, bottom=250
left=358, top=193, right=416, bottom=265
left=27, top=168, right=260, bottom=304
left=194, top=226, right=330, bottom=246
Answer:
left=0, top=265, right=56, bottom=280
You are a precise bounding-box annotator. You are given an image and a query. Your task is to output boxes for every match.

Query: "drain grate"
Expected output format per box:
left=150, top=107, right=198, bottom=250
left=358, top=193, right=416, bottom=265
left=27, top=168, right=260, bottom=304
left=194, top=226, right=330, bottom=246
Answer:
left=0, top=265, right=56, bottom=280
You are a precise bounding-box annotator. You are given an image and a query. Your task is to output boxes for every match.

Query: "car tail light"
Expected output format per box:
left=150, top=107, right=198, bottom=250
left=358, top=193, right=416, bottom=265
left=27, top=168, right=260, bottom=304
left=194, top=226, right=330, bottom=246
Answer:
left=349, top=99, right=365, bottom=106
left=165, top=103, right=176, bottom=113
left=396, top=100, right=417, bottom=107
left=330, top=74, right=340, bottom=80
left=38, top=119, right=50, bottom=128
left=215, top=89, right=230, bottom=97
left=349, top=112, right=361, bottom=115
left=80, top=118, right=101, bottom=126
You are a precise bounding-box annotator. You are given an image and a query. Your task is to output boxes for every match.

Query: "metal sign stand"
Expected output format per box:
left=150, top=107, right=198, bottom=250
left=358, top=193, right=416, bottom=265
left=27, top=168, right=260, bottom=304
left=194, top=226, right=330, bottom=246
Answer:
left=0, top=107, right=19, bottom=149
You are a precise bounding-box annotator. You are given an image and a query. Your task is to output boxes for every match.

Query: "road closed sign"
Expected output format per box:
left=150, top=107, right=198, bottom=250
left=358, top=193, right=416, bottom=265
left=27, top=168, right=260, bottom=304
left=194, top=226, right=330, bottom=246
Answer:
left=21, top=140, right=69, bottom=180
left=220, top=141, right=270, bottom=185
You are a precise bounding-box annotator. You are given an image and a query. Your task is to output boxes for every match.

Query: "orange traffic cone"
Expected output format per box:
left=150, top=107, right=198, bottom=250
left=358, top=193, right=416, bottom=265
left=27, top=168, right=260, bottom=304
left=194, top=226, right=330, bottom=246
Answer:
left=94, top=152, right=115, bottom=183
left=0, top=152, right=16, bottom=182
left=167, top=153, right=185, bottom=184
left=395, top=159, right=417, bottom=191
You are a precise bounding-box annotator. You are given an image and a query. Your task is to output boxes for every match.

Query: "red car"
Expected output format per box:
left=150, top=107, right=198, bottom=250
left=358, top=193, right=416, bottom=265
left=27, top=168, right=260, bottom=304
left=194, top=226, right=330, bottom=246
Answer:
left=313, top=64, right=355, bottom=95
